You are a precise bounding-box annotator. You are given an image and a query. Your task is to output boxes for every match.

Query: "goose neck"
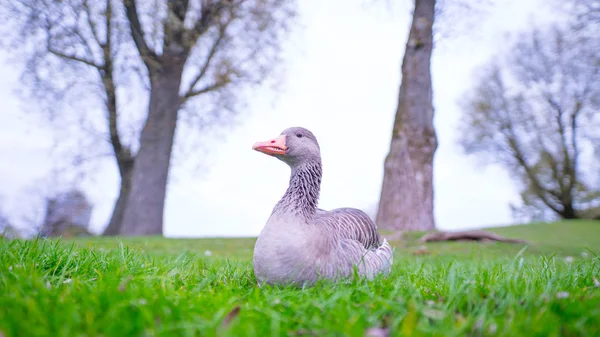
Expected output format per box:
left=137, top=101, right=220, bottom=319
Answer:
left=272, top=161, right=322, bottom=221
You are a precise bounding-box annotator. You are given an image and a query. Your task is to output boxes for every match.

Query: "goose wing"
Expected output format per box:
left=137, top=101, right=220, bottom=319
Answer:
left=315, top=207, right=382, bottom=250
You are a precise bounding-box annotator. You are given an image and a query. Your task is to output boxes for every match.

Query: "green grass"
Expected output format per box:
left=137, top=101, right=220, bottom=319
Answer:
left=1, top=220, right=599, bottom=336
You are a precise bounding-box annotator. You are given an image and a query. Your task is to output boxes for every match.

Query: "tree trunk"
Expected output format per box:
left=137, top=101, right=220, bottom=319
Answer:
left=102, top=158, right=134, bottom=236
left=120, top=58, right=184, bottom=236
left=560, top=203, right=578, bottom=219
left=376, top=0, right=438, bottom=231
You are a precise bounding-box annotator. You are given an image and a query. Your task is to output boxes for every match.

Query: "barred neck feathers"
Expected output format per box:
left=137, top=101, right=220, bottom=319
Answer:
left=272, top=162, right=322, bottom=222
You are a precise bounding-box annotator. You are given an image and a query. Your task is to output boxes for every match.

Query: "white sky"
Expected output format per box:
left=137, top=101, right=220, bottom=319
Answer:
left=0, top=0, right=560, bottom=237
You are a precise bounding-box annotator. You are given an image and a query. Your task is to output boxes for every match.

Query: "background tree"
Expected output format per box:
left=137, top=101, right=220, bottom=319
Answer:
left=458, top=23, right=600, bottom=221
left=376, top=0, right=438, bottom=231
left=563, top=0, right=599, bottom=27
left=1, top=0, right=296, bottom=236
left=375, top=0, right=494, bottom=232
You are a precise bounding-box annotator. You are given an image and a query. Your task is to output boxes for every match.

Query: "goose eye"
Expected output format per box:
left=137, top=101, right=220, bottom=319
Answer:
left=296, top=133, right=303, bottom=138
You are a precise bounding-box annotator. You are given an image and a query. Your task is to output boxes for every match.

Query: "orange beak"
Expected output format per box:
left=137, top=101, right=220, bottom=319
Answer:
left=252, top=135, right=288, bottom=156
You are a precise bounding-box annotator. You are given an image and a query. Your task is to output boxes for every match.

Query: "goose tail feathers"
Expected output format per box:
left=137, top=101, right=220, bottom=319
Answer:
left=363, top=239, right=394, bottom=279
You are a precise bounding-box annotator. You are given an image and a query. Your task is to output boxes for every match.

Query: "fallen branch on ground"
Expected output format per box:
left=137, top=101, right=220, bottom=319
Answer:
left=419, top=230, right=529, bottom=244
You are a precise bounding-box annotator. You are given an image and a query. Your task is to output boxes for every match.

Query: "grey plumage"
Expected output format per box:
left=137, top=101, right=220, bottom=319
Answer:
left=252, top=127, right=393, bottom=287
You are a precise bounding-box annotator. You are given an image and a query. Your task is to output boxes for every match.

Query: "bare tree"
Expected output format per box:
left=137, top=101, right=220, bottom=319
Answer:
left=376, top=0, right=438, bottom=231
left=373, top=0, right=495, bottom=232
left=458, top=24, right=600, bottom=221
left=563, top=0, right=600, bottom=26
left=1, top=0, right=296, bottom=235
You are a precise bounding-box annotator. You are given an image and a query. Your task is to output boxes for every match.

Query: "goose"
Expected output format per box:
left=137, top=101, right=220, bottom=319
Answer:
left=251, top=127, right=393, bottom=287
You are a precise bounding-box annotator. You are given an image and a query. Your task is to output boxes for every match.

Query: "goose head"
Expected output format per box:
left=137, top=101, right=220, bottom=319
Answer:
left=252, top=127, right=321, bottom=167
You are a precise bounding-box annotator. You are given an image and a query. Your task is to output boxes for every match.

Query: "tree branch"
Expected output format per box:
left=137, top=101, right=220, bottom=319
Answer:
left=105, top=0, right=112, bottom=54
left=168, top=0, right=190, bottom=22
left=103, top=1, right=120, bottom=154
left=183, top=80, right=229, bottom=99
left=123, top=0, right=157, bottom=68
left=183, top=24, right=230, bottom=99
left=47, top=44, right=100, bottom=69
left=83, top=0, right=102, bottom=47
left=543, top=94, right=569, bottom=194
left=506, top=136, right=564, bottom=215
left=190, top=0, right=234, bottom=41
left=495, top=77, right=564, bottom=215
left=100, top=0, right=134, bottom=173
left=60, top=5, right=101, bottom=66
left=568, top=99, right=583, bottom=192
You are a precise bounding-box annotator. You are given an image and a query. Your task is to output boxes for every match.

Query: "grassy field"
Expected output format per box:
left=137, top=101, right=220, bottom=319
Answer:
left=1, top=220, right=599, bottom=336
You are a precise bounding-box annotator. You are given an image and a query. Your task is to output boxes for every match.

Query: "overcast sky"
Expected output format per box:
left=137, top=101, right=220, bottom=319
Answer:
left=0, top=0, right=560, bottom=237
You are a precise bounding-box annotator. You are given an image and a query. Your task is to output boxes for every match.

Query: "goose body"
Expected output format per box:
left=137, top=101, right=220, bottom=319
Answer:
left=252, top=127, right=393, bottom=287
